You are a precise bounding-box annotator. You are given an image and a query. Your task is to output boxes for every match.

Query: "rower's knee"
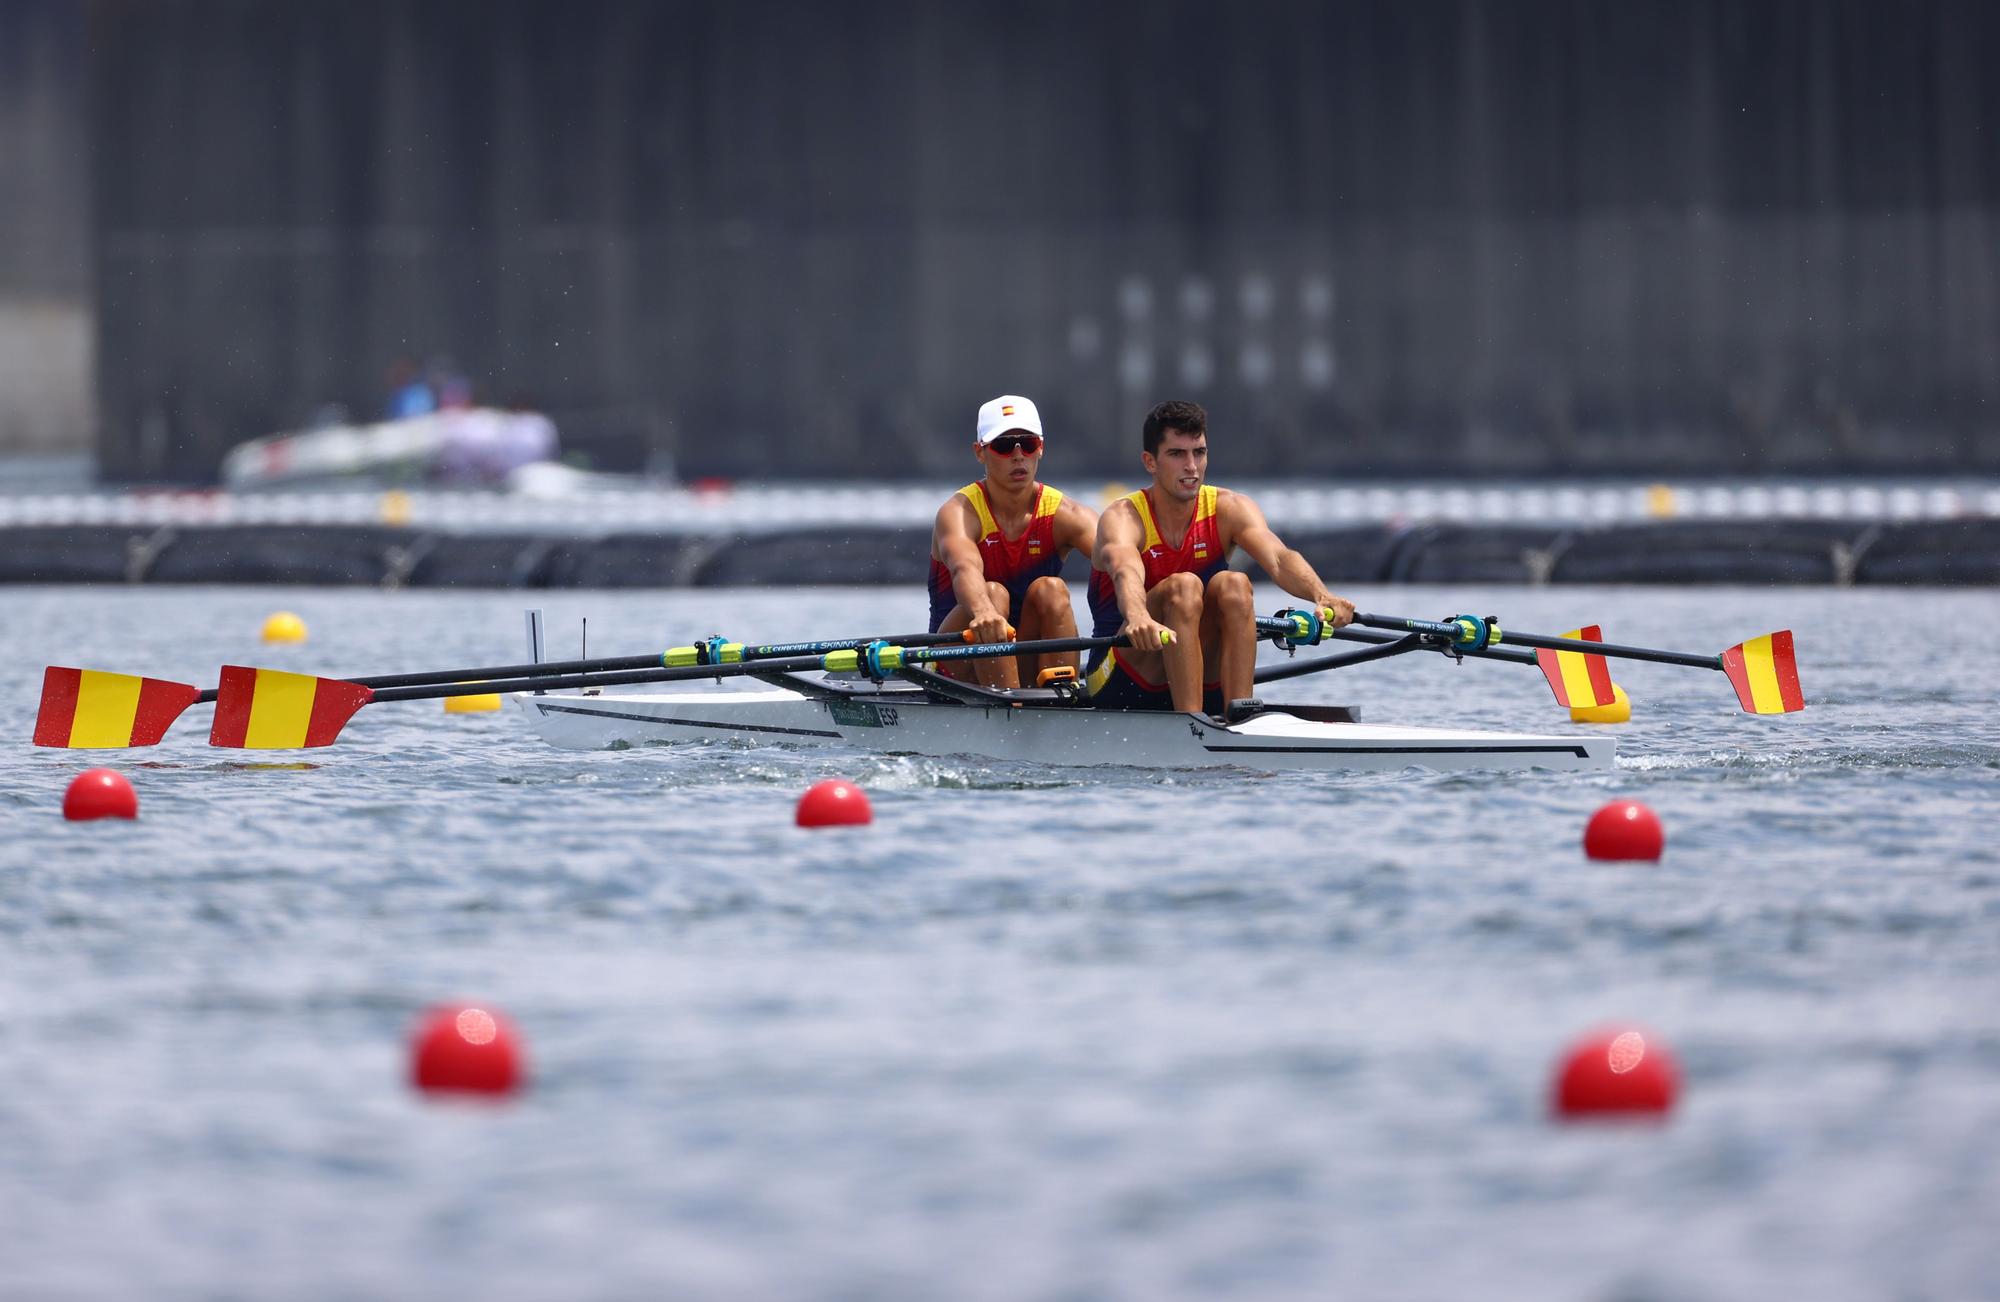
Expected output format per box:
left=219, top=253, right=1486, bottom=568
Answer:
left=1023, top=575, right=1070, bottom=621
left=984, top=581, right=1013, bottom=617
left=1208, top=569, right=1253, bottom=616
left=1157, top=571, right=1204, bottom=622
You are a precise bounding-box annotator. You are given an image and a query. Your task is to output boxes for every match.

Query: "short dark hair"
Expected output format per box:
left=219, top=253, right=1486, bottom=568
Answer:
left=1143, top=399, right=1207, bottom=455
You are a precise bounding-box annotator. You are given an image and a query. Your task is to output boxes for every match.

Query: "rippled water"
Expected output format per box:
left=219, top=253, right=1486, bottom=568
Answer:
left=4, top=583, right=1998, bottom=1301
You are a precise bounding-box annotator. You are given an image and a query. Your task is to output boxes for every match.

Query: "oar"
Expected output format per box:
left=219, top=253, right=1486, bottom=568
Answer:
left=31, top=629, right=976, bottom=749
left=1254, top=632, right=1431, bottom=684
left=1344, top=612, right=1804, bottom=714
left=206, top=633, right=1133, bottom=749
left=1253, top=628, right=1541, bottom=687
left=1250, top=608, right=1802, bottom=714
left=1254, top=614, right=1534, bottom=664
left=328, top=628, right=972, bottom=690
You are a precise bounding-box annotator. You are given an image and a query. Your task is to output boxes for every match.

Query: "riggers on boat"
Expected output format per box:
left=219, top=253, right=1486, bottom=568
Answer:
left=31, top=606, right=1802, bottom=769
left=512, top=668, right=1617, bottom=772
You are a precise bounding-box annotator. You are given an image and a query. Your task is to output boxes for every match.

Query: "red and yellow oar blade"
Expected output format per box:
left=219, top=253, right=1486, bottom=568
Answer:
left=1720, top=631, right=1805, bottom=715
left=1534, top=627, right=1617, bottom=709
left=209, top=667, right=374, bottom=749
left=34, top=667, right=202, bottom=748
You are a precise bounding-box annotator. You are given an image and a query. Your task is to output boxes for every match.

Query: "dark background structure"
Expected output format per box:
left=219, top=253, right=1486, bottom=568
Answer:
left=0, top=0, right=91, bottom=455
left=45, top=0, right=2000, bottom=481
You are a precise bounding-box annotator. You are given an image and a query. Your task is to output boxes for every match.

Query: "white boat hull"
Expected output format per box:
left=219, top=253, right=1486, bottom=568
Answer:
left=512, top=683, right=1614, bottom=772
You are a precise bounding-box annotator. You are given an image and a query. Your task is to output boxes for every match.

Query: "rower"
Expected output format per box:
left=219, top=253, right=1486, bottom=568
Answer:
left=927, top=395, right=1100, bottom=689
left=1087, top=398, right=1356, bottom=715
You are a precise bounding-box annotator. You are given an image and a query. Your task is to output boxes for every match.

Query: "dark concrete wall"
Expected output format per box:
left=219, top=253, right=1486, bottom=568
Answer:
left=87, top=0, right=2000, bottom=482
left=0, top=0, right=92, bottom=453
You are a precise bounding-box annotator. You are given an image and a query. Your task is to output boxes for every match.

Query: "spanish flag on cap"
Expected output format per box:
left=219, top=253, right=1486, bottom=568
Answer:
left=975, top=394, right=1044, bottom=444
left=209, top=666, right=373, bottom=748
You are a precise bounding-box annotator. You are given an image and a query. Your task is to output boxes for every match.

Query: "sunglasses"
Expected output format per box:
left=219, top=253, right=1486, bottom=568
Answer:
left=987, top=434, right=1043, bottom=456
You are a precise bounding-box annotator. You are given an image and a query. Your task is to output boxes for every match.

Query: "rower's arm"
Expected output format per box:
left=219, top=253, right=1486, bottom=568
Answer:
left=1052, top=496, right=1100, bottom=559
left=1220, top=494, right=1355, bottom=624
left=1092, top=500, right=1161, bottom=638
left=934, top=500, right=1006, bottom=624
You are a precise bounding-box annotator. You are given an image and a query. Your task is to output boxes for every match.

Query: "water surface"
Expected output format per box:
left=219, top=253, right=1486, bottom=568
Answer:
left=3, top=584, right=1997, bottom=1300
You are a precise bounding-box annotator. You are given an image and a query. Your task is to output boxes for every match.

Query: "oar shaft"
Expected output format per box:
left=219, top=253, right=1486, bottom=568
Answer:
left=1254, top=633, right=1425, bottom=683
left=1352, top=613, right=1722, bottom=670
left=900, top=634, right=1124, bottom=667
left=367, top=657, right=824, bottom=702
left=354, top=654, right=665, bottom=689
left=341, top=631, right=967, bottom=692
left=1327, top=626, right=1540, bottom=666
left=366, top=633, right=1125, bottom=702
left=750, top=631, right=958, bottom=657
left=1500, top=633, right=1719, bottom=670
left=1252, top=613, right=1539, bottom=666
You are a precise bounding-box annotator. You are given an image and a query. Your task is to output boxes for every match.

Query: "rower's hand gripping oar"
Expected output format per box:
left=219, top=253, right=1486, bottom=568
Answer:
left=30, top=628, right=980, bottom=749
left=202, top=632, right=1134, bottom=749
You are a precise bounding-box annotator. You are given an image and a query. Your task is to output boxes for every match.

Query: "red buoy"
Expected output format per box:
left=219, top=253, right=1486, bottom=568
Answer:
left=410, top=1003, right=525, bottom=1096
left=1553, top=1026, right=1680, bottom=1118
left=63, top=768, right=138, bottom=821
left=1583, top=800, right=1664, bottom=861
left=796, top=778, right=872, bottom=827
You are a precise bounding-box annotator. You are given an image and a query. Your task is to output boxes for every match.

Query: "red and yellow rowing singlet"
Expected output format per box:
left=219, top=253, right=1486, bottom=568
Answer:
left=927, top=482, right=1067, bottom=632
left=1087, top=485, right=1227, bottom=642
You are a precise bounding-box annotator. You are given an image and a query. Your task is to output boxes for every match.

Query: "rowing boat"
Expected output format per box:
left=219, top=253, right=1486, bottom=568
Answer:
left=511, top=670, right=1616, bottom=771
left=31, top=606, right=1798, bottom=764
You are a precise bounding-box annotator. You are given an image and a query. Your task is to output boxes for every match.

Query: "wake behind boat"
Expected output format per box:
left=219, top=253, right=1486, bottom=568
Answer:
left=511, top=670, right=1617, bottom=772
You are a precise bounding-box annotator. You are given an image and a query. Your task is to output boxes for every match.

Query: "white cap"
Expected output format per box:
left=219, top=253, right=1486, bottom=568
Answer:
left=975, top=394, right=1044, bottom=445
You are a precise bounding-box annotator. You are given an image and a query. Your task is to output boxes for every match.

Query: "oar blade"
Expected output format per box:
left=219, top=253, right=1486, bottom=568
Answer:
left=34, top=667, right=202, bottom=747
left=1719, top=631, right=1805, bottom=714
left=209, top=667, right=374, bottom=748
left=1533, top=627, right=1617, bottom=709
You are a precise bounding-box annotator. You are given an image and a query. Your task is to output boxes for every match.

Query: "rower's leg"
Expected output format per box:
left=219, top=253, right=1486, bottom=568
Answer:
left=1016, top=575, right=1078, bottom=684
left=932, top=581, right=1019, bottom=688
left=1146, top=572, right=1208, bottom=712
left=1199, top=570, right=1257, bottom=706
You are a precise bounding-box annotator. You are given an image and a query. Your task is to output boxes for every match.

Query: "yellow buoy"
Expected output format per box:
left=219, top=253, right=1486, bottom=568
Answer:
left=444, top=688, right=502, bottom=714
left=1099, top=481, right=1129, bottom=507
left=261, top=611, right=308, bottom=644
left=1645, top=483, right=1677, bottom=518
left=1570, top=683, right=1631, bottom=725
left=379, top=489, right=414, bottom=528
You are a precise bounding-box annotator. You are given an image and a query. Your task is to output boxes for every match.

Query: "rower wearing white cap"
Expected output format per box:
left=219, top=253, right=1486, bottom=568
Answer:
left=927, top=395, right=1099, bottom=689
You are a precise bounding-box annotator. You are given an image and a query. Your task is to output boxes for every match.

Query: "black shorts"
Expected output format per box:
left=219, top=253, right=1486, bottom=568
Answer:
left=1083, top=650, right=1223, bottom=715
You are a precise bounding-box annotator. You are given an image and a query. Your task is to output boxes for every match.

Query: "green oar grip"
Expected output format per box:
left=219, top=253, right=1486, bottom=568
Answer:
left=662, top=639, right=747, bottom=668
left=820, top=643, right=907, bottom=677
left=1445, top=615, right=1501, bottom=651
left=1267, top=608, right=1328, bottom=650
